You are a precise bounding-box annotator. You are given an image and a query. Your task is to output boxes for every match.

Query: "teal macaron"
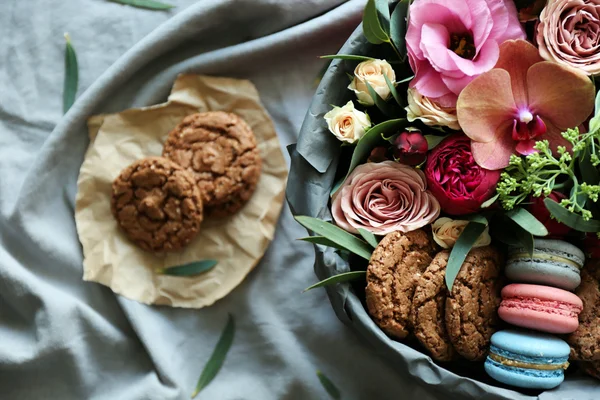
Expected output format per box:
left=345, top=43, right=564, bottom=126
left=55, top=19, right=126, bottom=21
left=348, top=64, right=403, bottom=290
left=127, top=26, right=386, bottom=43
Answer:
left=505, top=239, right=585, bottom=291
left=485, top=330, right=570, bottom=389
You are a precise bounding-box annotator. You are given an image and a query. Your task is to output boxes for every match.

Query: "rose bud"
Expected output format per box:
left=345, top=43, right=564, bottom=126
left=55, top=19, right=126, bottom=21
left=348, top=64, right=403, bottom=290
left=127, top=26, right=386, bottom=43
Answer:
left=368, top=146, right=389, bottom=163
left=528, top=192, right=571, bottom=238
left=393, top=131, right=428, bottom=166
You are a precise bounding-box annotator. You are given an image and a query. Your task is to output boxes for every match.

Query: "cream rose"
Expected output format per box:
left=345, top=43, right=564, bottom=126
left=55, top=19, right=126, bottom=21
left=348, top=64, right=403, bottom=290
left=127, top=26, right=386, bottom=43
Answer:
left=406, top=88, right=460, bottom=130
left=348, top=59, right=396, bottom=106
left=432, top=217, right=491, bottom=249
left=324, top=101, right=371, bottom=143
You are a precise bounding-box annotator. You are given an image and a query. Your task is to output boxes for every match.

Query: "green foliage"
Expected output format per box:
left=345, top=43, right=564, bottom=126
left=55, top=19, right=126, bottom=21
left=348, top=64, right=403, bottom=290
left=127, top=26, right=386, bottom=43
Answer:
left=497, top=127, right=600, bottom=231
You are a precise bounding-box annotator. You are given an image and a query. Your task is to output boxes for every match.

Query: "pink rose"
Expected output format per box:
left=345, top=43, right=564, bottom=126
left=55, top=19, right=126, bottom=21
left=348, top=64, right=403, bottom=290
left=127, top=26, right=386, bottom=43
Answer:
left=406, top=0, right=525, bottom=107
left=425, top=134, right=501, bottom=215
left=331, top=161, right=440, bottom=235
left=536, top=0, right=600, bottom=75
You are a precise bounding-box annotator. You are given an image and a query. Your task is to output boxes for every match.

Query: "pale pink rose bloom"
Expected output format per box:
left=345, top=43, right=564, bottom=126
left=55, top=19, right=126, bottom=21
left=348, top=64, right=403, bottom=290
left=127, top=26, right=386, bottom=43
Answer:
left=406, top=0, right=525, bottom=107
left=331, top=161, right=440, bottom=235
left=536, top=0, right=600, bottom=75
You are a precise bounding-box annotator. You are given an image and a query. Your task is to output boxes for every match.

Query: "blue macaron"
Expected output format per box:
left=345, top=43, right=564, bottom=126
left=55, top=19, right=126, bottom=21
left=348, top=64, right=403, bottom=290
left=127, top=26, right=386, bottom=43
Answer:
left=485, top=330, right=570, bottom=389
left=505, top=239, right=585, bottom=291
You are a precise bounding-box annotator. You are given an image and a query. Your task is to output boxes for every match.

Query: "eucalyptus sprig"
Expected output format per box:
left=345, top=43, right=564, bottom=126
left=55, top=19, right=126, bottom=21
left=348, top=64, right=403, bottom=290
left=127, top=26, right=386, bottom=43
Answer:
left=497, top=127, right=600, bottom=226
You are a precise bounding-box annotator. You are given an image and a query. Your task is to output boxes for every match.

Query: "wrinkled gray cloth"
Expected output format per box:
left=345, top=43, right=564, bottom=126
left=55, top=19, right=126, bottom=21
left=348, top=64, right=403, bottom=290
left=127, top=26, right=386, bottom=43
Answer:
left=0, top=0, right=443, bottom=399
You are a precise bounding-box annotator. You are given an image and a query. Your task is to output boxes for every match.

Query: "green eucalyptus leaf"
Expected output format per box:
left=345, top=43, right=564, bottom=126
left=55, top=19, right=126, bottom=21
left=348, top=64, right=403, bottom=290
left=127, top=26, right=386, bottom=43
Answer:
left=375, top=0, right=391, bottom=33
left=303, top=271, right=366, bottom=293
left=316, top=371, right=341, bottom=400
left=320, top=54, right=376, bottom=62
left=390, top=0, right=409, bottom=60
left=579, top=151, right=600, bottom=185
left=384, top=74, right=403, bottom=107
left=398, top=75, right=414, bottom=84
left=505, top=208, right=549, bottom=237
left=464, top=214, right=489, bottom=226
left=108, top=0, right=174, bottom=10
left=544, top=198, right=600, bottom=232
left=63, top=33, right=78, bottom=114
left=445, top=222, right=487, bottom=291
left=363, top=0, right=390, bottom=44
left=365, top=81, right=399, bottom=117
left=299, top=236, right=348, bottom=252
left=294, top=216, right=373, bottom=260
left=480, top=194, right=499, bottom=209
left=191, top=314, right=235, bottom=398
left=358, top=228, right=379, bottom=248
left=424, top=134, right=447, bottom=150
left=157, top=260, right=218, bottom=277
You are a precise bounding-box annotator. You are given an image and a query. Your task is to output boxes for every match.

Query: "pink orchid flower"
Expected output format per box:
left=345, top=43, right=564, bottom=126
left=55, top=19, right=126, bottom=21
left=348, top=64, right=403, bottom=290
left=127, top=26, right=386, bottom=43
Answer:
left=457, top=39, right=595, bottom=170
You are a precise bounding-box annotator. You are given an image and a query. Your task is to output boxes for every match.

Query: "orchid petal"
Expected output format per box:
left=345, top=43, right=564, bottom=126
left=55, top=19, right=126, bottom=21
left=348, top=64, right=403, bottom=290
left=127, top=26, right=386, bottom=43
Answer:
left=494, top=40, right=543, bottom=108
left=527, top=61, right=595, bottom=129
left=515, top=140, right=537, bottom=155
left=543, top=117, right=573, bottom=154
left=470, top=120, right=516, bottom=170
left=457, top=69, right=517, bottom=143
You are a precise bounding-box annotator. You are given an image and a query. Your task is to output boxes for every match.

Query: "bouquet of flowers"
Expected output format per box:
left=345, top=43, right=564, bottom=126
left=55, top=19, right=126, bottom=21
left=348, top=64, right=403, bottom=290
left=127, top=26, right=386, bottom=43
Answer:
left=291, top=0, right=600, bottom=394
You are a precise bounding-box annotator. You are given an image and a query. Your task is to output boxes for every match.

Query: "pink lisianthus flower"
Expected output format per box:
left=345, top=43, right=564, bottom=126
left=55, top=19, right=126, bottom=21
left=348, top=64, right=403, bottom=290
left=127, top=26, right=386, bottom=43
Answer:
left=406, top=0, right=525, bottom=107
left=457, top=40, right=596, bottom=170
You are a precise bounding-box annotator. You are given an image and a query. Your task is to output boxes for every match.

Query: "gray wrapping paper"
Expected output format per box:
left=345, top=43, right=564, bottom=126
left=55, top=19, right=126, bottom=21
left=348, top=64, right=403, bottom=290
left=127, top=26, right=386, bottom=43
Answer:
left=286, top=26, right=600, bottom=400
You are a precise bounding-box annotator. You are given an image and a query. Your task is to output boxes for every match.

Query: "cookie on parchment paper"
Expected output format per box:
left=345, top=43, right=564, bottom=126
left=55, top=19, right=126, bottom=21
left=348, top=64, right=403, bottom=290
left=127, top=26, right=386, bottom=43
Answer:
left=365, top=229, right=437, bottom=340
left=111, top=157, right=203, bottom=253
left=162, top=111, right=261, bottom=218
left=445, top=246, right=503, bottom=361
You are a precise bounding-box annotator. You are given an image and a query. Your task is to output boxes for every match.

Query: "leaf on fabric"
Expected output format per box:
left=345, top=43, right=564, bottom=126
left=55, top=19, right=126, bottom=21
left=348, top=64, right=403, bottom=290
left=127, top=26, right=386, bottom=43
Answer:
left=303, top=271, right=366, bottom=293
left=157, top=260, right=218, bottom=277
left=504, top=208, right=548, bottom=237
left=63, top=33, right=78, bottom=114
left=544, top=198, right=600, bottom=232
left=191, top=314, right=235, bottom=398
left=108, top=0, right=175, bottom=10
left=445, top=221, right=487, bottom=291
left=316, top=370, right=342, bottom=399
left=294, top=216, right=373, bottom=260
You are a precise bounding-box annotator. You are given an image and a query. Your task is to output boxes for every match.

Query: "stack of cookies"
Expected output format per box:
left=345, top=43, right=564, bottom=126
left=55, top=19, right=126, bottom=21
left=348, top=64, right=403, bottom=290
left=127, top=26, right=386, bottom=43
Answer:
left=111, top=111, right=262, bottom=253
left=365, top=229, right=503, bottom=362
left=484, top=240, right=586, bottom=389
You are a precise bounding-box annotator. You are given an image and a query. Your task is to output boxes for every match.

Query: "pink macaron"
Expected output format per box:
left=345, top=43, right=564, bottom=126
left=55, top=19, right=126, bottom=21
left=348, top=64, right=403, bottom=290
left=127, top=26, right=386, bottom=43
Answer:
left=498, top=284, right=583, bottom=334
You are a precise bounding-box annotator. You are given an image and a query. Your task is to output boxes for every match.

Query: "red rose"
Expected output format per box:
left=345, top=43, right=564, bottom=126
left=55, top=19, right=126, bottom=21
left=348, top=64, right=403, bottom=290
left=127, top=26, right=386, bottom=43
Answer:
left=393, top=131, right=428, bottom=166
left=528, top=192, right=571, bottom=238
left=583, top=233, right=600, bottom=259
left=425, top=134, right=501, bottom=215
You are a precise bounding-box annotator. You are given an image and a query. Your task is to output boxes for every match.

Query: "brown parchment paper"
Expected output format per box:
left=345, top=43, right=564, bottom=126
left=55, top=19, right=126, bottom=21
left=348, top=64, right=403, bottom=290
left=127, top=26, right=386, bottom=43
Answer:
left=75, top=74, right=288, bottom=308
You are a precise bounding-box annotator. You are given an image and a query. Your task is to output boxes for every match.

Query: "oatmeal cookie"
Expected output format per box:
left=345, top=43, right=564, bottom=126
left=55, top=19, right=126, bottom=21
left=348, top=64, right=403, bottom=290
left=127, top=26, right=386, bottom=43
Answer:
left=445, top=246, right=503, bottom=361
left=162, top=111, right=261, bottom=217
left=111, top=157, right=203, bottom=252
left=365, top=230, right=437, bottom=339
left=411, top=250, right=456, bottom=361
left=568, top=260, right=600, bottom=361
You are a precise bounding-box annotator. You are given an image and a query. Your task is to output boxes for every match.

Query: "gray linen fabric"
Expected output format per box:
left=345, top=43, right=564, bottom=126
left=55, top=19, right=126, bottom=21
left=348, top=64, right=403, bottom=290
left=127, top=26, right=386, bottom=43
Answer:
left=0, top=0, right=440, bottom=399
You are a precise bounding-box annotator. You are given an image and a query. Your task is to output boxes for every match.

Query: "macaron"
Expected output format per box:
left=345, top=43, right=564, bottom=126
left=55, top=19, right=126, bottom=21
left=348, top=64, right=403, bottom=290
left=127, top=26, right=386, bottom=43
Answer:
left=485, top=329, right=570, bottom=389
left=498, top=284, right=583, bottom=334
left=506, top=239, right=585, bottom=291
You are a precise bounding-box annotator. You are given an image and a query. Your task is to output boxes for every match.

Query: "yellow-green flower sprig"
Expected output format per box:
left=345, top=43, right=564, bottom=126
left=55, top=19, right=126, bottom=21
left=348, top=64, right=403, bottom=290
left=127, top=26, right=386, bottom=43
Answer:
left=497, top=127, right=600, bottom=221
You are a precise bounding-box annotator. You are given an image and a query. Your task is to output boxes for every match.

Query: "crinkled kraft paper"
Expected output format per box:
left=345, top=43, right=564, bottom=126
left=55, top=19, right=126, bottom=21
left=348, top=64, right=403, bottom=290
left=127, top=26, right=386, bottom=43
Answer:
left=75, top=74, right=288, bottom=309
